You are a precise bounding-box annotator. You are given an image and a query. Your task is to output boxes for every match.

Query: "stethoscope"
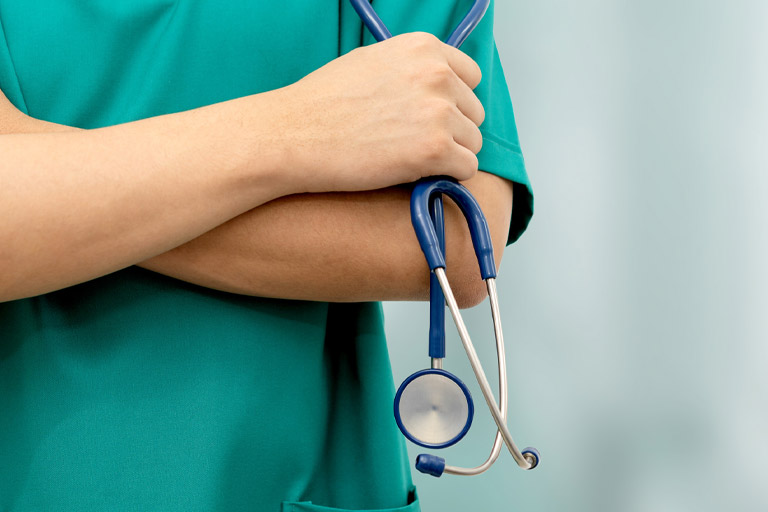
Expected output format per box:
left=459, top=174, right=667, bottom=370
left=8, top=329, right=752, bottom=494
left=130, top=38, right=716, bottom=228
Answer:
left=349, top=0, right=540, bottom=477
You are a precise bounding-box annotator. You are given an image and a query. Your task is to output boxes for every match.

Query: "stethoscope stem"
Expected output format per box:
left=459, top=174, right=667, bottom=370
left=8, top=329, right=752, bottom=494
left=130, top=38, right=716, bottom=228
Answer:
left=434, top=269, right=533, bottom=470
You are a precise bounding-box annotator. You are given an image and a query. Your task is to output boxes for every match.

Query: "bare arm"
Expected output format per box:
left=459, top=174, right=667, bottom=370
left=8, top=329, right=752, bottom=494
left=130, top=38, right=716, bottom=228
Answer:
left=0, top=91, right=291, bottom=301
left=139, top=173, right=513, bottom=308
left=1, top=34, right=512, bottom=307
left=2, top=96, right=512, bottom=308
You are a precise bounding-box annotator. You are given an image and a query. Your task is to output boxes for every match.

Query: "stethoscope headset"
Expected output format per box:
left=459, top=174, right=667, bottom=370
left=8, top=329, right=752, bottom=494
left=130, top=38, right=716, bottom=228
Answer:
left=349, top=0, right=540, bottom=477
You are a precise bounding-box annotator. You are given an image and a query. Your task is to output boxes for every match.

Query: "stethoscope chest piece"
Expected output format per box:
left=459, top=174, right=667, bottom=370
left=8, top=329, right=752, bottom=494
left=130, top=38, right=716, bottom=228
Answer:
left=394, top=369, right=474, bottom=449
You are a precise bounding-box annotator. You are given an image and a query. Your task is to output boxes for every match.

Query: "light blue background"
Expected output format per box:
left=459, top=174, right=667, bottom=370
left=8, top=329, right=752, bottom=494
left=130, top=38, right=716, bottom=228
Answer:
left=385, top=1, right=768, bottom=510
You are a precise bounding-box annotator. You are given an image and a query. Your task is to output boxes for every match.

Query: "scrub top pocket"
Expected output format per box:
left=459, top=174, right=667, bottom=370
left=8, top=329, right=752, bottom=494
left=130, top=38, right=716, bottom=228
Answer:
left=281, top=488, right=420, bottom=512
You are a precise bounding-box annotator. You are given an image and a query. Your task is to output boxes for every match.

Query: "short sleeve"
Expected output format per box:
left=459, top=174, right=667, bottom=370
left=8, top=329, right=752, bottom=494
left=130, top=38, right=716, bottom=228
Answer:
left=347, top=0, right=534, bottom=244
left=0, top=16, right=28, bottom=114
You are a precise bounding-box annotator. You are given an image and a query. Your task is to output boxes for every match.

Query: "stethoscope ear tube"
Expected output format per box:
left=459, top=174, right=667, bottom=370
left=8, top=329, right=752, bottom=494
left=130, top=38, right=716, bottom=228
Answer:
left=435, top=270, right=536, bottom=470
left=445, top=0, right=491, bottom=48
left=428, top=195, right=447, bottom=360
left=349, top=0, right=392, bottom=42
left=349, top=0, right=491, bottom=49
left=411, top=178, right=497, bottom=280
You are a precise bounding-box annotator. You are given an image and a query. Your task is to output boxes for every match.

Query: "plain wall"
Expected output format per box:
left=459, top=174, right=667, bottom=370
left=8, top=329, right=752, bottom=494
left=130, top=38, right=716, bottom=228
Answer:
left=384, top=1, right=768, bottom=510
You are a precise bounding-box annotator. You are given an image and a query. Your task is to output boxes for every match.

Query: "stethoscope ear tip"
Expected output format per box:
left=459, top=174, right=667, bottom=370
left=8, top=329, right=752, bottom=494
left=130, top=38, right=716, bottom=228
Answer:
left=521, top=447, right=540, bottom=470
left=415, top=454, right=446, bottom=477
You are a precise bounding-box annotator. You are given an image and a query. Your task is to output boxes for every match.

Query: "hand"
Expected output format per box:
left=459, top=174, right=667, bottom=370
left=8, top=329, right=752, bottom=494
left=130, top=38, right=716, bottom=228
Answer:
left=273, top=32, right=485, bottom=193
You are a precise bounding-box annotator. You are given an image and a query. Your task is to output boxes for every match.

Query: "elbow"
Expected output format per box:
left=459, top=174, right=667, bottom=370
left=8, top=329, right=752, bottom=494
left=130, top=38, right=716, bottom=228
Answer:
left=454, top=282, right=488, bottom=309
left=446, top=173, right=514, bottom=309
left=443, top=258, right=495, bottom=310
left=340, top=171, right=513, bottom=305
left=437, top=227, right=504, bottom=310
left=453, top=279, right=490, bottom=310
left=434, top=175, right=513, bottom=310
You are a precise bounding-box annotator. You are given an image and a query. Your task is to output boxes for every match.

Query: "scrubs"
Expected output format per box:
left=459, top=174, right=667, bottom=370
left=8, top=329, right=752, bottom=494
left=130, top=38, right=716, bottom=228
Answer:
left=0, top=1, right=532, bottom=510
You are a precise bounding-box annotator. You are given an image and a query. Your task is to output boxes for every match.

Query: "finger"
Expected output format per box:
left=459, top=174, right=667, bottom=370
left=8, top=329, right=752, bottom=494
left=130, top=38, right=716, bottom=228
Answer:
left=450, top=75, right=486, bottom=127
left=441, top=44, right=482, bottom=89
left=424, top=141, right=479, bottom=182
left=444, top=143, right=480, bottom=181
left=450, top=109, right=484, bottom=155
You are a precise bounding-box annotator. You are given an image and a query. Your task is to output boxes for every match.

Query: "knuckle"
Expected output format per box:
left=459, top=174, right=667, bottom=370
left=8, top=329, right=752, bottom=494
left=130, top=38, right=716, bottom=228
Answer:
left=420, top=64, right=454, bottom=89
left=430, top=98, right=456, bottom=122
left=408, top=31, right=440, bottom=48
left=420, top=97, right=455, bottom=126
left=420, top=131, right=452, bottom=163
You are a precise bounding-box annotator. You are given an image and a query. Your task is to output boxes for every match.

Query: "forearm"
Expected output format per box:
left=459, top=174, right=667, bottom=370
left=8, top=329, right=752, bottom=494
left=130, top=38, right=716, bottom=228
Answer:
left=2, top=100, right=511, bottom=307
left=0, top=93, right=289, bottom=301
left=2, top=34, right=496, bottom=304
left=138, top=172, right=513, bottom=308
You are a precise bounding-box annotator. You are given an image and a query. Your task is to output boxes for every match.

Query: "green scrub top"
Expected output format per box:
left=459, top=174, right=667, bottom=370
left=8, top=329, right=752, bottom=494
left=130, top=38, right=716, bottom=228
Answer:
left=0, top=1, right=532, bottom=511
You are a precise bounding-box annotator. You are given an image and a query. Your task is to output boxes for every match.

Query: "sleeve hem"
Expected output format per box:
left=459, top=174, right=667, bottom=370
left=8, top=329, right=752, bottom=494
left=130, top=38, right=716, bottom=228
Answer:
left=478, top=132, right=534, bottom=245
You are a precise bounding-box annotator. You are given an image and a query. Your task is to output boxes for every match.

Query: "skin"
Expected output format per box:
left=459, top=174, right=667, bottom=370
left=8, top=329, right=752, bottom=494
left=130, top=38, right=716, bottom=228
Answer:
left=0, top=33, right=513, bottom=307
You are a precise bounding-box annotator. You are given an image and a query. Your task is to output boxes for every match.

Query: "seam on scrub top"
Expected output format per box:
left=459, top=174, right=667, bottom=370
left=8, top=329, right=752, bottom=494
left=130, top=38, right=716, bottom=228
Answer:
left=479, top=132, right=529, bottom=189
left=0, top=12, right=30, bottom=114
left=482, top=130, right=522, bottom=155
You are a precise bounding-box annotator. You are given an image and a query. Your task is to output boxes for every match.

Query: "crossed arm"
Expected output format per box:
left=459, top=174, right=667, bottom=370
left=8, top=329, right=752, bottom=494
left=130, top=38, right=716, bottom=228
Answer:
left=139, top=173, right=512, bottom=306
left=1, top=101, right=512, bottom=308
left=0, top=35, right=514, bottom=308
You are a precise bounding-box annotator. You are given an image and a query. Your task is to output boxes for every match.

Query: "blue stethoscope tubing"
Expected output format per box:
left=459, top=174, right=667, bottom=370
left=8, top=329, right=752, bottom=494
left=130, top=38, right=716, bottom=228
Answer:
left=349, top=0, right=539, bottom=475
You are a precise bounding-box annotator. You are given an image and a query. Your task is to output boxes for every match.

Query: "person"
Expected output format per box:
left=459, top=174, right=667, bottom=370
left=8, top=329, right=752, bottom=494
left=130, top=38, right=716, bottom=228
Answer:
left=0, top=0, right=532, bottom=510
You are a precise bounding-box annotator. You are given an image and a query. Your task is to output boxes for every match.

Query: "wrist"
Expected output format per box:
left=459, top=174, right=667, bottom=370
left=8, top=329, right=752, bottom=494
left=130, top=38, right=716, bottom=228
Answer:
left=227, top=89, right=315, bottom=200
left=207, top=91, right=295, bottom=202
left=260, top=82, right=340, bottom=196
